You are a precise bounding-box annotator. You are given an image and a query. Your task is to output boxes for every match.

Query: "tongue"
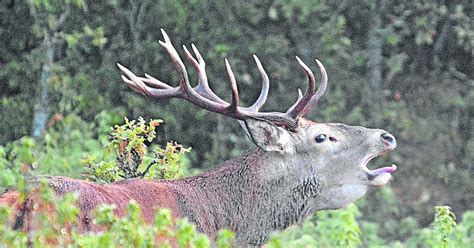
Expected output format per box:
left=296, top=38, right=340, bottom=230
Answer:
left=371, top=164, right=397, bottom=175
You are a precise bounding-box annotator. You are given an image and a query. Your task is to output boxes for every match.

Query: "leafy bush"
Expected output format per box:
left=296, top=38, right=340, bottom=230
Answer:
left=82, top=117, right=191, bottom=183
left=408, top=206, right=474, bottom=248
left=267, top=203, right=362, bottom=248
left=0, top=111, right=123, bottom=197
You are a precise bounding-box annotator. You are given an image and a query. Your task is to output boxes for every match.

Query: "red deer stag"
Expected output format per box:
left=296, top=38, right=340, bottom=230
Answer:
left=1, top=30, right=397, bottom=247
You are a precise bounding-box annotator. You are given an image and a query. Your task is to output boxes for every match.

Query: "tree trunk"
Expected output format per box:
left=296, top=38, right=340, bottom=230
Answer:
left=32, top=32, right=54, bottom=138
left=366, top=0, right=387, bottom=118
left=129, top=0, right=149, bottom=60
left=29, top=2, right=72, bottom=139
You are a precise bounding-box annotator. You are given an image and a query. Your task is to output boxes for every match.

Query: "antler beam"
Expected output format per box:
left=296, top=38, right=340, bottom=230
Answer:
left=118, top=29, right=328, bottom=130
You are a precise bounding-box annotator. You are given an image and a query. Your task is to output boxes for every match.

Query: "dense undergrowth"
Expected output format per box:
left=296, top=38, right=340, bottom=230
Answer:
left=0, top=114, right=472, bottom=247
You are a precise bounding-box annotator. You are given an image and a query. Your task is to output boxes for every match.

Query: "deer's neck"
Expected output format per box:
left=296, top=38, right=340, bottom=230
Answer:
left=171, top=148, right=321, bottom=246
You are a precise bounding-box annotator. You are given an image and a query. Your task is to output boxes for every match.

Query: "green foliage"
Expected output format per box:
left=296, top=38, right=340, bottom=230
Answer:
left=268, top=203, right=362, bottom=248
left=403, top=206, right=474, bottom=248
left=316, top=204, right=362, bottom=247
left=65, top=25, right=108, bottom=49
left=82, top=117, right=191, bottom=183
left=276, top=0, right=329, bottom=23
left=28, top=0, right=86, bottom=13
left=451, top=5, right=474, bottom=51
left=458, top=211, right=474, bottom=244
left=0, top=112, right=141, bottom=191
left=215, top=229, right=236, bottom=248
left=433, top=206, right=458, bottom=247
left=0, top=137, right=35, bottom=195
left=37, top=113, right=108, bottom=176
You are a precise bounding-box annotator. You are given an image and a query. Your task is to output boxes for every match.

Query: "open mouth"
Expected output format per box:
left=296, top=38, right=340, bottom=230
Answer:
left=362, top=149, right=397, bottom=187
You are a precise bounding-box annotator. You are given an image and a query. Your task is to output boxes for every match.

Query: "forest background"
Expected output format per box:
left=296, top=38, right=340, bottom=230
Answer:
left=0, top=0, right=472, bottom=246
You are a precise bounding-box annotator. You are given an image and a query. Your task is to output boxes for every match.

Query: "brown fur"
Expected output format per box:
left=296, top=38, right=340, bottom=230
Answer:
left=0, top=191, right=21, bottom=227
left=1, top=177, right=182, bottom=233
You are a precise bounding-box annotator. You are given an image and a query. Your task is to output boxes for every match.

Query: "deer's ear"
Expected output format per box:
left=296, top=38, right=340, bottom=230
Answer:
left=244, top=119, right=292, bottom=153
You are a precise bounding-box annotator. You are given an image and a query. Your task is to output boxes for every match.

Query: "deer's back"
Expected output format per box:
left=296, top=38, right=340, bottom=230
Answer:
left=1, top=176, right=182, bottom=232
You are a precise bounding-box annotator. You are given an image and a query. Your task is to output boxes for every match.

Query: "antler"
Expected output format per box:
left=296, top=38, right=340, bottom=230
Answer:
left=286, top=58, right=328, bottom=119
left=118, top=29, right=327, bottom=130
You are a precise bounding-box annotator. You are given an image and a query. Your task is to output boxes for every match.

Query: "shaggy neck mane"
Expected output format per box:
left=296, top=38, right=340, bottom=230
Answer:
left=168, top=148, right=320, bottom=245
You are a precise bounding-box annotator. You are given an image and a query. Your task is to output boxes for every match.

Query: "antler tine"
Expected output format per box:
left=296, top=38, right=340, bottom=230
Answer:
left=314, top=59, right=328, bottom=96
left=159, top=29, right=194, bottom=94
left=118, top=63, right=179, bottom=98
left=183, top=44, right=227, bottom=104
left=141, top=74, right=173, bottom=89
left=182, top=45, right=201, bottom=77
left=121, top=74, right=145, bottom=94
left=225, top=59, right=240, bottom=114
left=286, top=89, right=303, bottom=114
left=297, top=59, right=328, bottom=117
left=191, top=43, right=204, bottom=66
left=287, top=57, right=316, bottom=118
left=246, top=55, right=269, bottom=112
left=295, top=56, right=316, bottom=95
left=159, top=29, right=181, bottom=64
left=118, top=63, right=144, bottom=91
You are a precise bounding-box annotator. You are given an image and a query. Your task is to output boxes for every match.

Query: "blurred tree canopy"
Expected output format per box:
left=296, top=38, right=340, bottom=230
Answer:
left=0, top=0, right=472, bottom=242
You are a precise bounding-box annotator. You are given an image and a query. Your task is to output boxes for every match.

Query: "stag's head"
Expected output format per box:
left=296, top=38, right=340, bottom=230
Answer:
left=118, top=29, right=397, bottom=210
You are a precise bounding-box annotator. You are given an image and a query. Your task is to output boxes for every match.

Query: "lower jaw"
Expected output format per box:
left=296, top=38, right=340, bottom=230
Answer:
left=369, top=173, right=392, bottom=187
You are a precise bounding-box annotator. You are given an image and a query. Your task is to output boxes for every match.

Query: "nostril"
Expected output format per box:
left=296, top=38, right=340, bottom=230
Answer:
left=381, top=133, right=395, bottom=144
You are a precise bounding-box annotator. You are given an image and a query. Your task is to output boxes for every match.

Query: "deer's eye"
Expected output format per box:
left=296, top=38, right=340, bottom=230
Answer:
left=315, top=134, right=327, bottom=143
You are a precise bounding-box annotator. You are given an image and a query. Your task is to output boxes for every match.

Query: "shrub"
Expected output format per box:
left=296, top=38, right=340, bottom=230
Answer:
left=82, top=116, right=191, bottom=183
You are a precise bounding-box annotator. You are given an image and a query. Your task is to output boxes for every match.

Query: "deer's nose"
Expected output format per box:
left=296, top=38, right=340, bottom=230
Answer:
left=381, top=132, right=396, bottom=145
